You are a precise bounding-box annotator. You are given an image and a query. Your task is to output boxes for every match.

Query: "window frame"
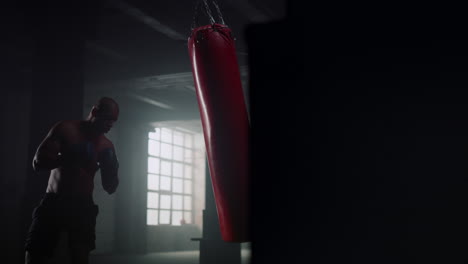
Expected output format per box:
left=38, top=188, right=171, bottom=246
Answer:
left=146, top=127, right=196, bottom=226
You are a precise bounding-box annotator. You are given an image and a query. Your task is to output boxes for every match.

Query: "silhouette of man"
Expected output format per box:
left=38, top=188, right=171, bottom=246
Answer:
left=25, top=97, right=120, bottom=264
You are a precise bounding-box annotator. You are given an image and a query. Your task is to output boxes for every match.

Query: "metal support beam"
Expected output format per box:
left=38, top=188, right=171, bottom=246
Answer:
left=86, top=40, right=128, bottom=61
left=225, top=0, right=270, bottom=23
left=106, top=0, right=186, bottom=41
left=127, top=92, right=174, bottom=110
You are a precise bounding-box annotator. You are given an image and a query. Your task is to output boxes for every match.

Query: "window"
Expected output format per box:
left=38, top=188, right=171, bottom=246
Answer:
left=147, top=128, right=195, bottom=226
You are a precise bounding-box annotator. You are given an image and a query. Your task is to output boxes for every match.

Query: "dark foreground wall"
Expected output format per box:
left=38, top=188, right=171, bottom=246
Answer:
left=248, top=2, right=468, bottom=264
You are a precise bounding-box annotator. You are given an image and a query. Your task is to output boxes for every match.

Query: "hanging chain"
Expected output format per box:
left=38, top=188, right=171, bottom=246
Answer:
left=202, top=0, right=216, bottom=25
left=212, top=0, right=226, bottom=25
left=191, top=0, right=228, bottom=29
left=191, top=0, right=202, bottom=30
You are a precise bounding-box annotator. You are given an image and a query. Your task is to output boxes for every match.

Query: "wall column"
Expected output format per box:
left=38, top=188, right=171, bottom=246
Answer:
left=18, top=1, right=99, bottom=262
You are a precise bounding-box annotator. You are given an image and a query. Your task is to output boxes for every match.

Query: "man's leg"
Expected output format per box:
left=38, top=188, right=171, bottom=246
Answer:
left=25, top=251, right=47, bottom=264
left=25, top=198, right=60, bottom=264
left=69, top=203, right=98, bottom=264
left=69, top=246, right=90, bottom=264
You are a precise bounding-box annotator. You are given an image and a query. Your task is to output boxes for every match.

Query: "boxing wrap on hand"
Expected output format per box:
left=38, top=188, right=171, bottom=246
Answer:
left=99, top=148, right=119, bottom=194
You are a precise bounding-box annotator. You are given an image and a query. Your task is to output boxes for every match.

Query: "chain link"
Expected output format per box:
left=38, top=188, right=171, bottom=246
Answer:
left=191, top=0, right=227, bottom=29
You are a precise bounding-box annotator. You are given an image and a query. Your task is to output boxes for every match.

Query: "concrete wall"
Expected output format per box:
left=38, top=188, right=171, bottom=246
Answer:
left=86, top=93, right=207, bottom=254
left=146, top=225, right=201, bottom=252
left=0, top=88, right=32, bottom=262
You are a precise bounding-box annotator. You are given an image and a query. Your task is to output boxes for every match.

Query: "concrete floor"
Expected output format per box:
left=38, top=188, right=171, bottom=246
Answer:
left=89, top=250, right=252, bottom=264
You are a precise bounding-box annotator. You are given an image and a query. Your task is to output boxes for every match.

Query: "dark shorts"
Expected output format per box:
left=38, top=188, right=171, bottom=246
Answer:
left=25, top=193, right=99, bottom=257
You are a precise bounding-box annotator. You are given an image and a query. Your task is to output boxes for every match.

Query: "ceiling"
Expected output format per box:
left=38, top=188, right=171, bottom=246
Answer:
left=84, top=0, right=286, bottom=115
left=86, top=0, right=286, bottom=81
left=1, top=0, right=286, bottom=121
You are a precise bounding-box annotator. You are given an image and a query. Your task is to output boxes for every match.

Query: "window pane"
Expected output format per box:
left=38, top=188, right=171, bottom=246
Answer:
left=147, top=192, right=159, bottom=209
left=173, top=178, right=183, bottom=193
left=160, top=176, right=171, bottom=191
left=161, top=160, right=172, bottom=176
left=173, top=131, right=184, bottom=146
left=173, top=146, right=183, bottom=161
left=184, top=180, right=192, bottom=194
left=172, top=211, right=183, bottom=226
left=160, top=210, right=170, bottom=224
left=148, top=140, right=160, bottom=156
left=161, top=128, right=172, bottom=143
left=184, top=149, right=192, bottom=163
left=173, top=195, right=183, bottom=210
left=184, top=211, right=192, bottom=224
left=160, top=194, right=171, bottom=209
left=173, top=163, right=183, bottom=178
left=185, top=134, right=193, bottom=148
left=148, top=174, right=159, bottom=191
left=184, top=196, right=192, bottom=210
left=161, top=143, right=172, bottom=159
left=184, top=165, right=192, bottom=179
left=148, top=157, right=160, bottom=174
left=149, top=128, right=160, bottom=140
left=147, top=209, right=158, bottom=225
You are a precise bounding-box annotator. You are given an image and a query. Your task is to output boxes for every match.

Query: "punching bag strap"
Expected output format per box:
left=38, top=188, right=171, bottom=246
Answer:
left=191, top=0, right=226, bottom=29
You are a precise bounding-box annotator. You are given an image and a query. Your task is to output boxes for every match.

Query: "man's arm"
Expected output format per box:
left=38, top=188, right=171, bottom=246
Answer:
left=99, top=145, right=119, bottom=194
left=32, top=122, right=63, bottom=172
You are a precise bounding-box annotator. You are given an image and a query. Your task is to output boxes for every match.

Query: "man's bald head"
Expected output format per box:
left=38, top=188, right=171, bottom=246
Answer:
left=95, top=97, right=119, bottom=116
left=88, top=97, right=119, bottom=134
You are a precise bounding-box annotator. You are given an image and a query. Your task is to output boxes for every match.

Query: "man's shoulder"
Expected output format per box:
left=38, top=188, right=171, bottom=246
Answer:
left=50, top=120, right=80, bottom=134
left=54, top=120, right=80, bottom=127
left=100, top=135, right=115, bottom=149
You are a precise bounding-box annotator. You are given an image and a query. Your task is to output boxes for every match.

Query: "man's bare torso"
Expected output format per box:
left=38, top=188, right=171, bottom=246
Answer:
left=46, top=120, right=113, bottom=198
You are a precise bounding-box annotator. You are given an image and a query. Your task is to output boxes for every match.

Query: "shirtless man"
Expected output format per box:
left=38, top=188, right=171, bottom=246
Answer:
left=25, top=97, right=120, bottom=264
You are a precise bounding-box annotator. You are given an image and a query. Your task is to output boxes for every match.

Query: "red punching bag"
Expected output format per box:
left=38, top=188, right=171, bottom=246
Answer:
left=188, top=3, right=250, bottom=242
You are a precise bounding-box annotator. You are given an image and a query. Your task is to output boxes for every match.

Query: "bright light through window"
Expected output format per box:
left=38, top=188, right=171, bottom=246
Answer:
left=147, top=127, right=195, bottom=226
